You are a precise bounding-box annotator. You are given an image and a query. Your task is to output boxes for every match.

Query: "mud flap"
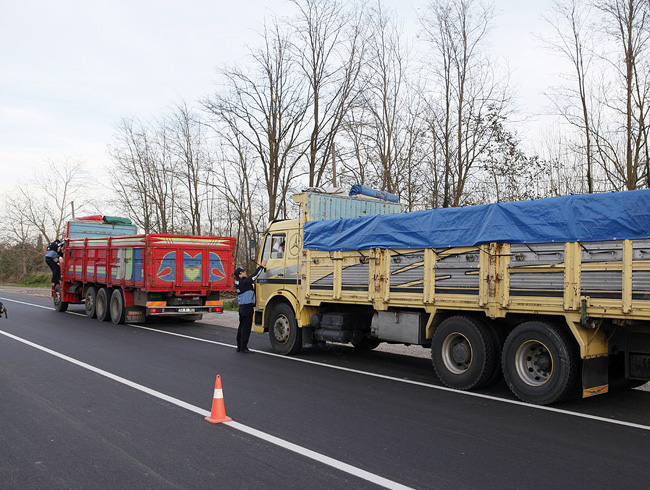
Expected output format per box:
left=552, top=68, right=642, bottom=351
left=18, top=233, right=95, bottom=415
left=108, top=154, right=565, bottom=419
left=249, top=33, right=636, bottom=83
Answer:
left=125, top=306, right=146, bottom=324
left=582, top=356, right=609, bottom=398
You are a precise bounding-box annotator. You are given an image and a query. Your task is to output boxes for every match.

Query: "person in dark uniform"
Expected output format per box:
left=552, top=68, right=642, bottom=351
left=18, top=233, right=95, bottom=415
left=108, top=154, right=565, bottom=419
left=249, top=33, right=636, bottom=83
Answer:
left=234, top=260, right=267, bottom=353
left=45, top=239, right=63, bottom=285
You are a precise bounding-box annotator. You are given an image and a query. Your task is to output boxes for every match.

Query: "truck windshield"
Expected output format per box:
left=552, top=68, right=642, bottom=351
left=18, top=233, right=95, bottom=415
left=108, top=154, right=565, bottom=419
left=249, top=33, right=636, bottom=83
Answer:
left=261, top=235, right=272, bottom=262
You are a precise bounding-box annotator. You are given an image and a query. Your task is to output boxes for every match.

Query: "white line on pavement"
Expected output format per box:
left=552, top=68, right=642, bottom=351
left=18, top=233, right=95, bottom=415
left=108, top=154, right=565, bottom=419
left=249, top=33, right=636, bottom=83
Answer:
left=129, top=324, right=650, bottom=432
left=4, top=295, right=650, bottom=432
left=0, top=296, right=54, bottom=310
left=0, top=328, right=413, bottom=490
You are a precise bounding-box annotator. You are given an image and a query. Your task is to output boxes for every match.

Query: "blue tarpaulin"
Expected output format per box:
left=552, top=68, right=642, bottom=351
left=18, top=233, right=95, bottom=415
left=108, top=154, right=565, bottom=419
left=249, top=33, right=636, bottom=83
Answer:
left=303, top=190, right=650, bottom=251
left=349, top=184, right=400, bottom=203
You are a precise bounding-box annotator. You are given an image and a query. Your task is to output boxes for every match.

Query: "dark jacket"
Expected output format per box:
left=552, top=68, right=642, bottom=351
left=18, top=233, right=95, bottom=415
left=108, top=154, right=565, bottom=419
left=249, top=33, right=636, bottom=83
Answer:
left=235, top=266, right=264, bottom=306
left=46, top=240, right=63, bottom=258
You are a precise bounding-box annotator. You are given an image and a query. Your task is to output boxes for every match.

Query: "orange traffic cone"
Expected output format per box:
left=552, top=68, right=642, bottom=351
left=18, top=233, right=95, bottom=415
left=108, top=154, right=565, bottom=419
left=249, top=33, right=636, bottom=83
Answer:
left=205, top=374, right=232, bottom=424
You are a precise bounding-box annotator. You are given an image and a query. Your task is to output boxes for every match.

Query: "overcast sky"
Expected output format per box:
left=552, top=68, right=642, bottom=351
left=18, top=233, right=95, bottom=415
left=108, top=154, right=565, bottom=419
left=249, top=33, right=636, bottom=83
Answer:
left=0, top=0, right=559, bottom=195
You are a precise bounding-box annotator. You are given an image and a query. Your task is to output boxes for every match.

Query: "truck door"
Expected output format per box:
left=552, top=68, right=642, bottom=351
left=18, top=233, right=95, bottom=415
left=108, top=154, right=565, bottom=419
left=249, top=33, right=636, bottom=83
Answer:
left=256, top=232, right=286, bottom=307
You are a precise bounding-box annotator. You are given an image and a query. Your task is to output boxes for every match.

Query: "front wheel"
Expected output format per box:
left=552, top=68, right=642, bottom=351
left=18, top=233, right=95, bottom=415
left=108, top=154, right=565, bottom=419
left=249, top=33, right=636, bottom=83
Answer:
left=502, top=321, right=580, bottom=405
left=53, top=284, right=68, bottom=312
left=268, top=303, right=302, bottom=355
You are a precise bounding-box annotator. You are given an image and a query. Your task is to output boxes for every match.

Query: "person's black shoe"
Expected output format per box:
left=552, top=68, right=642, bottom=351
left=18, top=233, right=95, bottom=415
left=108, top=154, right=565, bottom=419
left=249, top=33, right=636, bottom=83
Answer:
left=236, top=347, right=241, bottom=352
left=242, top=347, right=252, bottom=353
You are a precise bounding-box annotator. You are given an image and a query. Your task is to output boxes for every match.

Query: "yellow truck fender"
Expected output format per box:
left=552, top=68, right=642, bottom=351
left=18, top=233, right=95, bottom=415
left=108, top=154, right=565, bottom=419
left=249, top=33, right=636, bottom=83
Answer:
left=255, top=290, right=300, bottom=333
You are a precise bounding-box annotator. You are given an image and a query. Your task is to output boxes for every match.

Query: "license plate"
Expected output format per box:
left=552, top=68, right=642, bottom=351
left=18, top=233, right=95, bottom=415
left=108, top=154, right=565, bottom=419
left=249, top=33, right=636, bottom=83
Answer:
left=178, top=308, right=195, bottom=313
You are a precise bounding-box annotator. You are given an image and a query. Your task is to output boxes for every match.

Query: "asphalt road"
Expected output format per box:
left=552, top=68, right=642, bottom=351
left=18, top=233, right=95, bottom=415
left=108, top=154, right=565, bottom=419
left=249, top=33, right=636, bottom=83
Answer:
left=1, top=289, right=650, bottom=490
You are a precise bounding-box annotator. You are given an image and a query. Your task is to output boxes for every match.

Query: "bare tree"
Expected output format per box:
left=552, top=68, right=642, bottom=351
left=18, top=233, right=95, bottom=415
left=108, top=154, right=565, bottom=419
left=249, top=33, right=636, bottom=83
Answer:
left=290, top=0, right=365, bottom=188
left=0, top=157, right=87, bottom=280
left=341, top=0, right=427, bottom=209
left=535, top=126, right=592, bottom=196
left=108, top=118, right=178, bottom=233
left=1, top=201, right=41, bottom=278
left=204, top=18, right=309, bottom=222
left=168, top=102, right=212, bottom=235
left=7, top=158, right=87, bottom=242
left=594, top=0, right=650, bottom=189
left=544, top=0, right=596, bottom=193
left=420, top=0, right=457, bottom=207
left=420, top=0, right=512, bottom=206
left=206, top=134, right=268, bottom=267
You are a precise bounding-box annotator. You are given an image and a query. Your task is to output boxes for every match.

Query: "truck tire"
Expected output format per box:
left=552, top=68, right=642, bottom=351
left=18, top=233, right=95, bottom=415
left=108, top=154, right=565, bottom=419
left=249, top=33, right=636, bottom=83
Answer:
left=53, top=284, right=68, bottom=312
left=502, top=321, right=580, bottom=405
left=483, top=322, right=505, bottom=386
left=85, top=287, right=97, bottom=318
left=110, top=289, right=126, bottom=325
left=269, top=303, right=302, bottom=355
left=431, top=316, right=499, bottom=390
left=96, top=288, right=111, bottom=322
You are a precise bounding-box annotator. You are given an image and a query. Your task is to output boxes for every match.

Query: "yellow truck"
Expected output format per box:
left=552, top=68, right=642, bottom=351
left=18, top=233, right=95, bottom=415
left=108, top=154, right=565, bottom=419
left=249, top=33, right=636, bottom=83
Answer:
left=253, top=189, right=650, bottom=405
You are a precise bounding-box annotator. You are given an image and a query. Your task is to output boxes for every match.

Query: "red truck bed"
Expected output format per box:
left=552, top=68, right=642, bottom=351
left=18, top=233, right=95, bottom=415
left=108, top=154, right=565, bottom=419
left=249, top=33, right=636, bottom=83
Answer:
left=56, top=232, right=236, bottom=323
left=63, top=234, right=235, bottom=293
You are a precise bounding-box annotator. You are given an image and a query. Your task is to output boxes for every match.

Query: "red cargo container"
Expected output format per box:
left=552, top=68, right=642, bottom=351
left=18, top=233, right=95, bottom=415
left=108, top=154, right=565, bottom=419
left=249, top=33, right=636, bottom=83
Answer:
left=53, top=228, right=236, bottom=324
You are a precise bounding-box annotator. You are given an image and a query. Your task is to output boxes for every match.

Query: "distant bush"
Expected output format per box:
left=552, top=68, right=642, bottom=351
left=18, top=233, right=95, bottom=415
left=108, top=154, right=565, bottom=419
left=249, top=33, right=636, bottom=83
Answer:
left=223, top=299, right=239, bottom=311
left=20, top=273, right=51, bottom=287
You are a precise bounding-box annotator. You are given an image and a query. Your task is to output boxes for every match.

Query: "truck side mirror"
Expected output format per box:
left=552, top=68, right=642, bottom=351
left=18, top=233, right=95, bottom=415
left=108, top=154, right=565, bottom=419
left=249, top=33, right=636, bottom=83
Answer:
left=248, top=239, right=256, bottom=261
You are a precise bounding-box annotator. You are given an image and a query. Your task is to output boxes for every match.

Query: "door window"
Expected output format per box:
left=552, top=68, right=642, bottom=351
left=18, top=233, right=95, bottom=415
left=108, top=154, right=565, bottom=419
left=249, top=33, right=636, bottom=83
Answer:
left=270, top=234, right=286, bottom=260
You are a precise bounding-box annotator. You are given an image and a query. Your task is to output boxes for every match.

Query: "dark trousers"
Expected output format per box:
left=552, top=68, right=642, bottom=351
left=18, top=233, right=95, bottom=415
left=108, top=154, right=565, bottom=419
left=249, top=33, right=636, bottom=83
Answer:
left=237, top=304, right=254, bottom=350
left=46, top=257, right=60, bottom=284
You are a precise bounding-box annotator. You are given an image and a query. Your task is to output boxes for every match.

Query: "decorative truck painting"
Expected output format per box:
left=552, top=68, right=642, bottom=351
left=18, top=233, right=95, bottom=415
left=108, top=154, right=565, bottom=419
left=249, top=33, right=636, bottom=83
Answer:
left=53, top=216, right=236, bottom=324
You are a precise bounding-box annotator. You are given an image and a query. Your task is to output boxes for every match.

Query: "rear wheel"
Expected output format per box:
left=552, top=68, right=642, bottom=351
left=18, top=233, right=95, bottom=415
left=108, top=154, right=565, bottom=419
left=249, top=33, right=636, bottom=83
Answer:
left=110, top=288, right=125, bottom=325
left=269, top=303, right=302, bottom=355
left=431, top=316, right=499, bottom=390
left=53, top=284, right=68, bottom=312
left=502, top=321, right=580, bottom=405
left=483, top=322, right=505, bottom=386
left=85, top=287, right=97, bottom=318
left=96, top=288, right=111, bottom=322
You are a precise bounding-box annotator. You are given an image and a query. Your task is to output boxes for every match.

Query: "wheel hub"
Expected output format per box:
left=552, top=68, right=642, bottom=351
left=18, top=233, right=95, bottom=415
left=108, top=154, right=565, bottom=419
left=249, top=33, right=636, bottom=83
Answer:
left=273, top=315, right=290, bottom=344
left=441, top=332, right=472, bottom=374
left=515, top=340, right=553, bottom=386
left=452, top=343, right=470, bottom=364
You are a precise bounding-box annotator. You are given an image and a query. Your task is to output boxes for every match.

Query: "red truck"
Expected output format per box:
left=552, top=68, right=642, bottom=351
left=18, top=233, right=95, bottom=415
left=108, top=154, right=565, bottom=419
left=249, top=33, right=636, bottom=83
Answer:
left=53, top=216, right=236, bottom=324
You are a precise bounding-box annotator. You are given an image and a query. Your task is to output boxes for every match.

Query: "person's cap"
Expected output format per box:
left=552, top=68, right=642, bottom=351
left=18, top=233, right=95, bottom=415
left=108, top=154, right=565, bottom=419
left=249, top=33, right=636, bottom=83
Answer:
left=234, top=267, right=245, bottom=277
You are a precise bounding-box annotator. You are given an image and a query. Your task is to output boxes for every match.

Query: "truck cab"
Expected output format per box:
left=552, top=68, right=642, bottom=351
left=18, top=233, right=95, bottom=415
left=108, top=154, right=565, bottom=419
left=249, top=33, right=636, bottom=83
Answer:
left=253, top=190, right=404, bottom=353
left=255, top=219, right=301, bottom=308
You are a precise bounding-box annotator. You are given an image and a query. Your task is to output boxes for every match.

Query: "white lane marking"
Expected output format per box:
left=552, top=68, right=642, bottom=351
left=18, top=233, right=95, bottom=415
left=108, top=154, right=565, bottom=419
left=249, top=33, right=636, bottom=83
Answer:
left=0, top=329, right=412, bottom=490
left=5, top=296, right=650, bottom=432
left=129, top=324, right=650, bottom=432
left=224, top=420, right=412, bottom=489
left=0, top=296, right=53, bottom=310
